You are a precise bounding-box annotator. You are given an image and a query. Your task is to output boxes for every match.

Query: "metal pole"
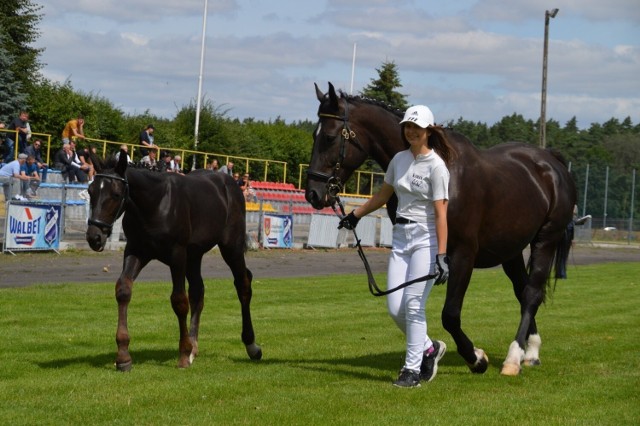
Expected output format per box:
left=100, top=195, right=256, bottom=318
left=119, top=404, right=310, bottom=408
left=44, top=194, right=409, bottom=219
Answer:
left=603, top=166, right=609, bottom=229
left=539, top=8, right=558, bottom=148
left=582, top=163, right=589, bottom=217
left=629, top=169, right=636, bottom=243
left=192, top=0, right=209, bottom=171
left=350, top=43, right=357, bottom=95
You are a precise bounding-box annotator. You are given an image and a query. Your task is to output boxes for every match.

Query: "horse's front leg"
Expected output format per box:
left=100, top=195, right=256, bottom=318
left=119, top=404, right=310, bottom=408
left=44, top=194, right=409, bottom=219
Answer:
left=441, top=253, right=489, bottom=374
left=169, top=256, right=192, bottom=368
left=115, top=253, right=147, bottom=372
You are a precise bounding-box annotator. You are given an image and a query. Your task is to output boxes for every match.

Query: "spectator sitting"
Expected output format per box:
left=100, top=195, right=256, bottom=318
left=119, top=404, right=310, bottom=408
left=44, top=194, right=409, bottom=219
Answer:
left=114, top=144, right=133, bottom=164
left=140, top=149, right=158, bottom=170
left=69, top=141, right=91, bottom=183
left=24, top=139, right=49, bottom=182
left=243, top=173, right=257, bottom=202
left=20, top=154, right=41, bottom=198
left=0, top=153, right=30, bottom=201
left=54, top=143, right=87, bottom=183
left=207, top=158, right=219, bottom=171
left=219, top=160, right=234, bottom=176
left=158, top=151, right=172, bottom=172
left=77, top=145, right=97, bottom=182
left=168, top=155, right=184, bottom=174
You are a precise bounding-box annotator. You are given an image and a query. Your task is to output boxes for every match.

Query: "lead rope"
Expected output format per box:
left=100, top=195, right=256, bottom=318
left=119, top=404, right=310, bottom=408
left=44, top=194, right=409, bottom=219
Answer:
left=333, top=195, right=437, bottom=297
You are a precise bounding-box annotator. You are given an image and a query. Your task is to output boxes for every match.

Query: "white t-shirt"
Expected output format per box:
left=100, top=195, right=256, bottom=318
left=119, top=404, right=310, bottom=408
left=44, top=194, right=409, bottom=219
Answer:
left=384, top=149, right=449, bottom=223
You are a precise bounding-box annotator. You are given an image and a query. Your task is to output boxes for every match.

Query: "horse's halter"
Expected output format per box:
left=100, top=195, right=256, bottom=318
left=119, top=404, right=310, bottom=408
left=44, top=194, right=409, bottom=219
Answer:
left=87, top=173, right=129, bottom=234
left=307, top=99, right=363, bottom=199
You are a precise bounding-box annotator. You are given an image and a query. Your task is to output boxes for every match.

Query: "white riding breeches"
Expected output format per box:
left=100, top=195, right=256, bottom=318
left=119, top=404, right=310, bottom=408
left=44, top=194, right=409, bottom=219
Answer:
left=386, top=222, right=436, bottom=372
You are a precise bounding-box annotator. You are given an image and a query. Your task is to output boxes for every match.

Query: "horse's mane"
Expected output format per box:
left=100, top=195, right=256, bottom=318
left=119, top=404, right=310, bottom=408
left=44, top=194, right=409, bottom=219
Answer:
left=338, top=90, right=405, bottom=120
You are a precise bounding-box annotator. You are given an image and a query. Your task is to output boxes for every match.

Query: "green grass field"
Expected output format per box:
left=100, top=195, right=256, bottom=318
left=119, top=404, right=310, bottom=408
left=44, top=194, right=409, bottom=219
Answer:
left=0, top=263, right=638, bottom=425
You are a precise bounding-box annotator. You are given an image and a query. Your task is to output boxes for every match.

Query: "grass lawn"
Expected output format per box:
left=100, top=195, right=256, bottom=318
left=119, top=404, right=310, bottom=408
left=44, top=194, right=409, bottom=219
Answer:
left=0, top=263, right=638, bottom=425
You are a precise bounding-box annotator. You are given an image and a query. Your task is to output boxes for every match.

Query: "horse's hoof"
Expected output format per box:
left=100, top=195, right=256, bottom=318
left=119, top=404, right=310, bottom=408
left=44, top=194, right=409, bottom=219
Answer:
left=467, top=348, right=489, bottom=374
left=116, top=360, right=132, bottom=372
left=501, top=363, right=521, bottom=376
left=246, top=343, right=263, bottom=360
left=523, top=358, right=541, bottom=367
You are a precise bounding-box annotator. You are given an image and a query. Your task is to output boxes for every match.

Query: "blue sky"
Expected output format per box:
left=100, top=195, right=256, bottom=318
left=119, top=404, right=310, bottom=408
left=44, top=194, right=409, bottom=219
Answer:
left=37, top=0, right=639, bottom=129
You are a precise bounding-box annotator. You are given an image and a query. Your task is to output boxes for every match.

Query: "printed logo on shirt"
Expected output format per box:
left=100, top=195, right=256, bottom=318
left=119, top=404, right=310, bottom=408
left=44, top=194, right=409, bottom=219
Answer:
left=411, top=173, right=424, bottom=189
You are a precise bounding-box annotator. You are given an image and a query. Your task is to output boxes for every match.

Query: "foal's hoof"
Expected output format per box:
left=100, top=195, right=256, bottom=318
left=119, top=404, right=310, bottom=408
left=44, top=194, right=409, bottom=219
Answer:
left=467, top=348, right=489, bottom=374
left=246, top=343, right=263, bottom=360
left=116, top=360, right=132, bottom=372
left=523, top=358, right=541, bottom=367
left=500, top=363, right=521, bottom=376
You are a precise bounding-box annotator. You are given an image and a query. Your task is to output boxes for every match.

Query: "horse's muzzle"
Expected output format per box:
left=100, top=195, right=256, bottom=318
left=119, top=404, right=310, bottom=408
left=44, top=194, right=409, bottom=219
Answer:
left=305, top=188, right=335, bottom=210
left=86, top=225, right=108, bottom=252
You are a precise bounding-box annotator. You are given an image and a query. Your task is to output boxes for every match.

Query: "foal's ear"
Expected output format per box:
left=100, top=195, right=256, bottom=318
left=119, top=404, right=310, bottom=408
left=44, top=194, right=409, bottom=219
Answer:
left=115, top=149, right=128, bottom=177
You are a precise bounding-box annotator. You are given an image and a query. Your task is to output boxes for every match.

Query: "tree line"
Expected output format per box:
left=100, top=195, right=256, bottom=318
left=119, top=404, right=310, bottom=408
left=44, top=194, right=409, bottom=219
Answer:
left=1, top=1, right=638, bottom=222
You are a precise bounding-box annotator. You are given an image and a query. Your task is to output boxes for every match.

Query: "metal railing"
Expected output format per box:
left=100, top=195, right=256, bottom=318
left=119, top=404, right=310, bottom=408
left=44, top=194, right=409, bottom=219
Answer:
left=298, top=164, right=382, bottom=198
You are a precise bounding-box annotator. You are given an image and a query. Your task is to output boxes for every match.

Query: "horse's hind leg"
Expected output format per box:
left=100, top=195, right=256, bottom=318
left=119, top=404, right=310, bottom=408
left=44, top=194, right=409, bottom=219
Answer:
left=502, top=255, right=542, bottom=374
left=185, top=253, right=205, bottom=362
left=219, top=243, right=262, bottom=361
left=169, top=252, right=193, bottom=369
left=501, top=241, right=556, bottom=376
left=115, top=253, right=148, bottom=371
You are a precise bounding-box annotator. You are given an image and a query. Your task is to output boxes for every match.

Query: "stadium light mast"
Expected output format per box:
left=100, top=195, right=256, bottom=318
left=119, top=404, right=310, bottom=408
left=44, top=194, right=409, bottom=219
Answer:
left=193, top=0, right=209, bottom=170
left=539, top=8, right=559, bottom=148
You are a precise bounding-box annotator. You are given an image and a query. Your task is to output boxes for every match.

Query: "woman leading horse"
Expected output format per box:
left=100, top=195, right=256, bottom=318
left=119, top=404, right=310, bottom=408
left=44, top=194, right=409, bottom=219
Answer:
left=307, top=82, right=576, bottom=376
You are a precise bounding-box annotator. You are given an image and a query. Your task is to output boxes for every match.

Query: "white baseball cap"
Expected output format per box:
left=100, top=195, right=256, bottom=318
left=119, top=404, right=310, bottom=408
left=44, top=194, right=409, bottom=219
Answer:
left=400, top=105, right=435, bottom=128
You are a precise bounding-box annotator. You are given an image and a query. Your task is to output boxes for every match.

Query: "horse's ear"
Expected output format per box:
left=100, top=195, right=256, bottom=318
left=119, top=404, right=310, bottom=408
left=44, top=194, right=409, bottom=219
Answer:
left=315, top=83, right=325, bottom=102
left=115, top=149, right=128, bottom=177
left=327, top=82, right=339, bottom=110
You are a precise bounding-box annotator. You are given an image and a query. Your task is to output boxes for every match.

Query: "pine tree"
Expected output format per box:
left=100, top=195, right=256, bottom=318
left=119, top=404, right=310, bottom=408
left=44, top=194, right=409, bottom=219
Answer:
left=0, top=34, right=28, bottom=122
left=360, top=60, right=408, bottom=111
left=0, top=0, right=44, bottom=95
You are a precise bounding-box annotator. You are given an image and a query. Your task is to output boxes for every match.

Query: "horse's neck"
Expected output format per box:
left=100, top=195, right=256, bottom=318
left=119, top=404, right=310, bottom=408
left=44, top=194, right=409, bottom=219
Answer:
left=360, top=112, right=405, bottom=171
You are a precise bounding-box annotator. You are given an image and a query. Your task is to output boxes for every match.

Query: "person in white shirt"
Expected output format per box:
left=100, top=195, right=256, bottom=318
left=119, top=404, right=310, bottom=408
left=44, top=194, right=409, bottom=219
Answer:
left=339, top=105, right=457, bottom=388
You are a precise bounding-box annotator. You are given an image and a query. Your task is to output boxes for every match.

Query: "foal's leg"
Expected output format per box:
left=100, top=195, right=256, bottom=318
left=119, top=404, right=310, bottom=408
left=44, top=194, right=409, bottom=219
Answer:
left=219, top=243, right=262, bottom=360
left=169, top=250, right=193, bottom=368
left=115, top=253, right=148, bottom=371
left=185, top=253, right=205, bottom=362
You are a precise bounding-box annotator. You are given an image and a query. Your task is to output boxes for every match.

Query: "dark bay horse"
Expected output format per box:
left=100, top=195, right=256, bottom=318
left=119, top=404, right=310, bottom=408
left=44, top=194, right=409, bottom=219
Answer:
left=307, top=83, right=576, bottom=375
left=86, top=151, right=262, bottom=371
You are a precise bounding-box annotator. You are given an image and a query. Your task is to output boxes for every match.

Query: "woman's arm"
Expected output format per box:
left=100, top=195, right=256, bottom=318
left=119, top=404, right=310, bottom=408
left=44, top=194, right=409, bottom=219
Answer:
left=433, top=199, right=448, bottom=253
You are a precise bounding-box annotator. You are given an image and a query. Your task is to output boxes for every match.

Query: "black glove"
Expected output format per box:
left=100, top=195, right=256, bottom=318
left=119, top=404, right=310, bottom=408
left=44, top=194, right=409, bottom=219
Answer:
left=434, top=254, right=450, bottom=285
left=338, top=211, right=360, bottom=230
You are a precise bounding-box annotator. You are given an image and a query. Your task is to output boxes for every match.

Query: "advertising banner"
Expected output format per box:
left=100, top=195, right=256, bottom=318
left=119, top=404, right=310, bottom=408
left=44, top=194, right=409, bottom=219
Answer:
left=262, top=213, right=293, bottom=249
left=4, top=202, right=62, bottom=252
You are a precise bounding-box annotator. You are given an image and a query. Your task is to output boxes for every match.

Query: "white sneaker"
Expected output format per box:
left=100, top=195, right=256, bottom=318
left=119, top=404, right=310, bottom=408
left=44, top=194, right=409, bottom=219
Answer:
left=13, top=195, right=27, bottom=201
left=78, top=190, right=90, bottom=201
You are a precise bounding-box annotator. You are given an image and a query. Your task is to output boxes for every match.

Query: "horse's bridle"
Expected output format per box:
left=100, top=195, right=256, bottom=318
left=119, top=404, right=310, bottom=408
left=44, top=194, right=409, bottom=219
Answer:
left=87, top=173, right=129, bottom=234
left=307, top=99, right=364, bottom=199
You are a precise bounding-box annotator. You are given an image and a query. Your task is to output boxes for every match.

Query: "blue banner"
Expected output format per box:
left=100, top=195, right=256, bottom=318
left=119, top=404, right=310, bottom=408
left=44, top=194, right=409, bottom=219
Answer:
left=4, top=202, right=61, bottom=252
left=262, top=213, right=293, bottom=248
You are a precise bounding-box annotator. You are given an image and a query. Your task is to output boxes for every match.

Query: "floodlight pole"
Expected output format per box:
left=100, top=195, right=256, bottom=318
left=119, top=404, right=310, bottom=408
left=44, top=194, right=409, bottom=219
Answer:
left=539, top=8, right=558, bottom=148
left=193, top=0, right=209, bottom=170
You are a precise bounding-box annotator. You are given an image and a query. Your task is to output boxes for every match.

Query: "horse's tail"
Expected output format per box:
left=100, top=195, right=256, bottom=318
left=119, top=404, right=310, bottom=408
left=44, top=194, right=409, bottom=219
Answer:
left=554, top=220, right=574, bottom=280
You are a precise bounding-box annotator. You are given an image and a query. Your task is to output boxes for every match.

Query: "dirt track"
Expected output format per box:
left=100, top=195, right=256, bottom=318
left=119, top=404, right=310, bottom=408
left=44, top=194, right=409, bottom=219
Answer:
left=0, top=244, right=637, bottom=288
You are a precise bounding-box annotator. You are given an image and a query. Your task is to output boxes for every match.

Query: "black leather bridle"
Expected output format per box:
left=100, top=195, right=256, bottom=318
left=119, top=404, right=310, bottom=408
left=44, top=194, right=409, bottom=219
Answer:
left=87, top=173, right=129, bottom=235
left=307, top=99, right=363, bottom=199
